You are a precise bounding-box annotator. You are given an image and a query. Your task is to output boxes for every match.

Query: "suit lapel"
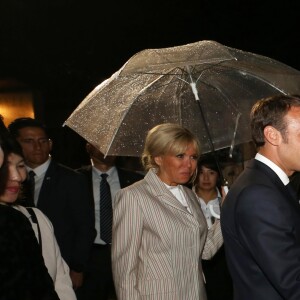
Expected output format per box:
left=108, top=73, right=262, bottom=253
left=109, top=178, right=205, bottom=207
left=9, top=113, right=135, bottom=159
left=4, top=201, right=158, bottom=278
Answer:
left=117, top=168, right=142, bottom=188
left=182, top=187, right=204, bottom=220
left=117, top=168, right=129, bottom=188
left=37, top=161, right=56, bottom=207
left=250, top=159, right=299, bottom=206
left=83, top=165, right=93, bottom=188
left=144, top=169, right=198, bottom=215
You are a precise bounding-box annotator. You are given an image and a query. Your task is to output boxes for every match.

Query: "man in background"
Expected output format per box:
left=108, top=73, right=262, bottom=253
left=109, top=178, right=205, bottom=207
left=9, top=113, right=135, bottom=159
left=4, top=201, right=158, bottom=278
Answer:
left=8, top=117, right=96, bottom=291
left=77, top=142, right=143, bottom=300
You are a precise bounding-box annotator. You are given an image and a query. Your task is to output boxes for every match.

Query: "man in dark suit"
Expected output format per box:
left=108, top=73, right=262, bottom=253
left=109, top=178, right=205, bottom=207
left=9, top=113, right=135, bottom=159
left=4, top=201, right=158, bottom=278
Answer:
left=8, top=117, right=96, bottom=291
left=290, top=171, right=300, bottom=200
left=76, top=142, right=143, bottom=300
left=221, top=94, right=300, bottom=300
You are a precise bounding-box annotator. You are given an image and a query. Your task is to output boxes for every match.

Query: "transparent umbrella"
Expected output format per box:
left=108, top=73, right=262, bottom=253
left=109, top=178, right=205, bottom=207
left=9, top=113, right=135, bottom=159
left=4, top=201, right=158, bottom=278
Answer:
left=64, top=40, right=300, bottom=159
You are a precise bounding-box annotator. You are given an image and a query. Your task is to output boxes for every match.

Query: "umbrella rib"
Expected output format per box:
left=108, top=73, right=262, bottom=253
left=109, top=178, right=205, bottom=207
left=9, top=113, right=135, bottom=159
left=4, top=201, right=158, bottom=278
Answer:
left=105, top=73, right=168, bottom=155
left=194, top=60, right=288, bottom=94
left=229, top=112, right=242, bottom=158
left=197, top=78, right=241, bottom=114
left=130, top=59, right=236, bottom=77
left=131, top=56, right=236, bottom=72
left=237, top=70, right=287, bottom=94
left=184, top=65, right=227, bottom=184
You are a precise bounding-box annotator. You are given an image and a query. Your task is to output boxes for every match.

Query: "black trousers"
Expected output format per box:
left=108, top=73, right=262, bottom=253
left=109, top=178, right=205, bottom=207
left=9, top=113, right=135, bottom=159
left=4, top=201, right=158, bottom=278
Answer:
left=202, top=246, right=233, bottom=300
left=76, top=244, right=116, bottom=300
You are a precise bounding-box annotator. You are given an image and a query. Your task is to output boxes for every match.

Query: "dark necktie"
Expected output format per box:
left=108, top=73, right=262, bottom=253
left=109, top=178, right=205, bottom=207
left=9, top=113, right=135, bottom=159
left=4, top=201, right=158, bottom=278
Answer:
left=100, top=173, right=112, bottom=244
left=28, top=170, right=36, bottom=205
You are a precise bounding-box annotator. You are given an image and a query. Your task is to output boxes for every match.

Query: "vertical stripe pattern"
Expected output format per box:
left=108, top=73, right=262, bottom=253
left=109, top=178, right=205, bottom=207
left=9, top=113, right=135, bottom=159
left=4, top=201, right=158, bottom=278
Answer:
left=112, top=169, right=223, bottom=300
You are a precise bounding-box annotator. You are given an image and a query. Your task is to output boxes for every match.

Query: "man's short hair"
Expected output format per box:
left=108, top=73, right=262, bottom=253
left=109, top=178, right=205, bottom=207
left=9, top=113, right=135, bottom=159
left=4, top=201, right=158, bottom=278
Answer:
left=8, top=118, right=49, bottom=138
left=250, top=94, right=300, bottom=148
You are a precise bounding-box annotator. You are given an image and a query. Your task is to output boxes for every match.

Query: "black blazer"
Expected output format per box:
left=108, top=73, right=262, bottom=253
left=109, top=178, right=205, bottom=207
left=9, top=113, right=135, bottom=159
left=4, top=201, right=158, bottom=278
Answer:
left=221, top=159, right=300, bottom=300
left=37, top=160, right=96, bottom=272
left=77, top=164, right=144, bottom=209
left=290, top=171, right=300, bottom=199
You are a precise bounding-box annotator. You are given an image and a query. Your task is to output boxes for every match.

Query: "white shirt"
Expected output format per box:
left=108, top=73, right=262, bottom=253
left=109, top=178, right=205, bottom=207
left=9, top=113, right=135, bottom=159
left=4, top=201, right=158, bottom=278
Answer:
left=92, top=165, right=121, bottom=244
left=255, top=153, right=289, bottom=185
left=195, top=187, right=221, bottom=229
left=14, top=205, right=76, bottom=300
left=165, top=183, right=191, bottom=213
left=26, top=157, right=51, bottom=206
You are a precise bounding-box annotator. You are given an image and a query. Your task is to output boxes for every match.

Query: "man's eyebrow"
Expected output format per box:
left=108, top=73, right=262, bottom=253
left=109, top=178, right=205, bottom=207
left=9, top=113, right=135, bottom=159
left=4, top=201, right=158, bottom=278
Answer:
left=21, top=137, right=48, bottom=140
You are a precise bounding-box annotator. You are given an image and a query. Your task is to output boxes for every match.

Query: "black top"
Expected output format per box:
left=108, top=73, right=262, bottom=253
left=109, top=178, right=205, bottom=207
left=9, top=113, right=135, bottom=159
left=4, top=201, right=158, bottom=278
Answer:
left=0, top=205, right=59, bottom=300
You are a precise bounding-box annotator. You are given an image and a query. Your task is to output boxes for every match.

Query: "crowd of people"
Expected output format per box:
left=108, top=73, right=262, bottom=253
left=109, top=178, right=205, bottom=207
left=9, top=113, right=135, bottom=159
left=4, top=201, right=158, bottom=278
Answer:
left=1, top=93, right=300, bottom=300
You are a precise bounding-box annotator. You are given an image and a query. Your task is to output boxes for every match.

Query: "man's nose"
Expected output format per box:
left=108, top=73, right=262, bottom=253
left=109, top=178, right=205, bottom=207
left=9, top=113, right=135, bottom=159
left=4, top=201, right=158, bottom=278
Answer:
left=33, top=140, right=42, bottom=149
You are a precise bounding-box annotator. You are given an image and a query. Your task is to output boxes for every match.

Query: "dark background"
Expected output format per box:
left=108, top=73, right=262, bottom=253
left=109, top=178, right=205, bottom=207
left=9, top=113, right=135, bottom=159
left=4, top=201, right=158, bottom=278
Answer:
left=0, top=0, right=299, bottom=167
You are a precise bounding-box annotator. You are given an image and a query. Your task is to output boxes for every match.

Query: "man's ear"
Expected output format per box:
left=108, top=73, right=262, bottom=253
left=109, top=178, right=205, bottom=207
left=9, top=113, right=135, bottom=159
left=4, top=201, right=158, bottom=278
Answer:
left=264, top=126, right=281, bottom=146
left=48, top=139, right=53, bottom=151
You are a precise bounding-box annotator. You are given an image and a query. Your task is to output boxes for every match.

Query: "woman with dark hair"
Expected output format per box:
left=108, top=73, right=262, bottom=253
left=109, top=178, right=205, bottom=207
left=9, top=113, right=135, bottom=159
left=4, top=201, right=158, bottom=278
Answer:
left=0, top=114, right=10, bottom=194
left=0, top=133, right=75, bottom=300
left=0, top=116, right=60, bottom=300
left=193, top=155, right=233, bottom=300
left=193, top=156, right=222, bottom=226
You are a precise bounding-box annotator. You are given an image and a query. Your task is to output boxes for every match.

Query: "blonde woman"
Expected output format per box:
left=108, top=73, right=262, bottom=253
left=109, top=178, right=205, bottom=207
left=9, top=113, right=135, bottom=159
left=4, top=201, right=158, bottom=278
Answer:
left=112, top=123, right=223, bottom=300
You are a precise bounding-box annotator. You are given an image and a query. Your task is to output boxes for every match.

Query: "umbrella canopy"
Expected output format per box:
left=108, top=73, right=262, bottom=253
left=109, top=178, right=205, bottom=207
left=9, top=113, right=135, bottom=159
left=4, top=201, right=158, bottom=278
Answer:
left=64, top=40, right=300, bottom=157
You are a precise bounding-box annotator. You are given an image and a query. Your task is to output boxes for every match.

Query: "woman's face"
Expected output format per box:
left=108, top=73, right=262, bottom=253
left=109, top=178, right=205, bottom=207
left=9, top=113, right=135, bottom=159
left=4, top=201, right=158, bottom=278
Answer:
left=198, top=166, right=219, bottom=191
left=154, top=143, right=198, bottom=186
left=0, top=153, right=27, bottom=204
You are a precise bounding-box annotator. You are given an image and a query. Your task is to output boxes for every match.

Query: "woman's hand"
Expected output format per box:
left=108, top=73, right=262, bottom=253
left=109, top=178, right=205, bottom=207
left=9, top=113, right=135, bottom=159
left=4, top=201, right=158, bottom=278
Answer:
left=220, top=185, right=229, bottom=206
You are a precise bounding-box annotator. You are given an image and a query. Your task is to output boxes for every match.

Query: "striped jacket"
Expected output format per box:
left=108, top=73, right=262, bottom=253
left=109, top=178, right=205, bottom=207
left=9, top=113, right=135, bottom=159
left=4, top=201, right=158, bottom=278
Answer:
left=112, top=169, right=223, bottom=300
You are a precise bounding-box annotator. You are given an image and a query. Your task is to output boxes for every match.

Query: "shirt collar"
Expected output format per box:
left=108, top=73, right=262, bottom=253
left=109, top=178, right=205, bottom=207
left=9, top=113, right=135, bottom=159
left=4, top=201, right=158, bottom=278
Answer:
left=26, top=157, right=51, bottom=177
left=92, top=165, right=116, bottom=177
left=255, top=153, right=289, bottom=185
left=192, top=186, right=221, bottom=200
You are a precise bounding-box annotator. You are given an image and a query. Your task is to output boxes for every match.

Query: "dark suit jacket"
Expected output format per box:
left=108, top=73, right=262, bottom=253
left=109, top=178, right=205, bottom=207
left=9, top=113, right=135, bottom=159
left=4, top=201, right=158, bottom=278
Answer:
left=221, top=159, right=300, bottom=300
left=36, top=160, right=96, bottom=272
left=77, top=165, right=144, bottom=227
left=77, top=165, right=143, bottom=203
left=290, top=171, right=300, bottom=199
left=78, top=165, right=143, bottom=188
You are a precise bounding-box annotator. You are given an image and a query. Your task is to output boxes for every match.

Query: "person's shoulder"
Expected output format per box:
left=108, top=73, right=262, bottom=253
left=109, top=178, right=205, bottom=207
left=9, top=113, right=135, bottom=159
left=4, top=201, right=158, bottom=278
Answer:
left=76, top=165, right=92, bottom=174
left=0, top=205, right=28, bottom=225
left=31, top=207, right=50, bottom=220
left=117, top=177, right=145, bottom=195
left=117, top=167, right=144, bottom=180
left=114, top=179, right=146, bottom=210
left=51, top=160, right=87, bottom=178
left=52, top=160, right=75, bottom=172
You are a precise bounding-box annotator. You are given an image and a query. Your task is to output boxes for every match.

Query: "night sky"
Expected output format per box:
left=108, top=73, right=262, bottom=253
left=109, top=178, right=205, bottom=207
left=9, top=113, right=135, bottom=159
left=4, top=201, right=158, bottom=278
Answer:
left=1, top=0, right=300, bottom=106
left=0, top=0, right=300, bottom=166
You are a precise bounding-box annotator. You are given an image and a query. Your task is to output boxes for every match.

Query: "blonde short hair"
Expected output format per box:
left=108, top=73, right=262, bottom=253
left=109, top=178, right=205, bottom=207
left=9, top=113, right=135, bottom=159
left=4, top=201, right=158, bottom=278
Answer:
left=141, top=123, right=201, bottom=171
